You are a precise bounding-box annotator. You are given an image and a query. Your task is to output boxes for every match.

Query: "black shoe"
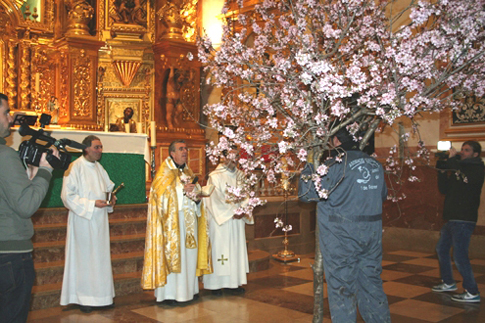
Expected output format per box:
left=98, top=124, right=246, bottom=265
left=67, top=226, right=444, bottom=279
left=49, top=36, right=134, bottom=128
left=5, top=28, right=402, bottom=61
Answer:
left=193, top=293, right=200, bottom=300
left=227, top=287, right=245, bottom=294
left=164, top=299, right=178, bottom=306
left=79, top=306, right=93, bottom=313
left=211, top=289, right=223, bottom=296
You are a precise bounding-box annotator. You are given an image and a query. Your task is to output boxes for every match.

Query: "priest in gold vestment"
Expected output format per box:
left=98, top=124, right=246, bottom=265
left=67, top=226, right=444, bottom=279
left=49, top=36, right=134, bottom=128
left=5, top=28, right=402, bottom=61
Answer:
left=141, top=140, right=212, bottom=303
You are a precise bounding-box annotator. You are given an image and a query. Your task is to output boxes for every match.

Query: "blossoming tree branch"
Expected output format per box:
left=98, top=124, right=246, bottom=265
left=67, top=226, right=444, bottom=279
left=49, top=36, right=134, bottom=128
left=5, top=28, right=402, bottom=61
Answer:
left=197, top=0, right=485, bottom=219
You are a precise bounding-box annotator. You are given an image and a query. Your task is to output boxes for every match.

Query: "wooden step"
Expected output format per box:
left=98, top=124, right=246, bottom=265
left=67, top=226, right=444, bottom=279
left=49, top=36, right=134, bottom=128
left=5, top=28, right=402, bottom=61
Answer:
left=34, top=251, right=145, bottom=285
left=31, top=204, right=148, bottom=225
left=32, top=233, right=146, bottom=263
left=32, top=217, right=147, bottom=243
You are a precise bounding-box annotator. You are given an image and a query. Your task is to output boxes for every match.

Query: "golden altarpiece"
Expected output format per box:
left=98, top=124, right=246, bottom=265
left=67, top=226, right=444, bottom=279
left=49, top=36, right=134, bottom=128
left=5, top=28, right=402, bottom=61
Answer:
left=0, top=0, right=206, bottom=179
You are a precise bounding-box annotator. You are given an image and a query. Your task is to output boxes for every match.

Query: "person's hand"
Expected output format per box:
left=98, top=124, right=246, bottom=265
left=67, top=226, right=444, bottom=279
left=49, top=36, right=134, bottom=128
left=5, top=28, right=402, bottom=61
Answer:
left=110, top=195, right=118, bottom=206
left=449, top=147, right=457, bottom=158
left=27, top=164, right=38, bottom=179
left=233, top=213, right=245, bottom=220
left=95, top=200, right=110, bottom=208
left=184, top=183, right=196, bottom=194
left=39, top=148, right=60, bottom=169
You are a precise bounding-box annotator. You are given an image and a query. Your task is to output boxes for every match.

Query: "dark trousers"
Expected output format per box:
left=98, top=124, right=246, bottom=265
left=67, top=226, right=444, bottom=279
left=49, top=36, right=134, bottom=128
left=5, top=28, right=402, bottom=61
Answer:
left=436, top=220, right=478, bottom=294
left=318, top=215, right=390, bottom=323
left=0, top=253, right=35, bottom=323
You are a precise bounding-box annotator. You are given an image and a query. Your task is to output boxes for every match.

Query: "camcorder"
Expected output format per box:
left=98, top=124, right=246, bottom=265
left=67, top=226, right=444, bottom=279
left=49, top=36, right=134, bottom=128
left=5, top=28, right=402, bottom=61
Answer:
left=17, top=114, right=86, bottom=170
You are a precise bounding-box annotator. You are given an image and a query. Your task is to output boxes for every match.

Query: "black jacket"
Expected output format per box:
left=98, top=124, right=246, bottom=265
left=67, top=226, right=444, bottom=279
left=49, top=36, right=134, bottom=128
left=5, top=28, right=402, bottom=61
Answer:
left=437, top=156, right=485, bottom=222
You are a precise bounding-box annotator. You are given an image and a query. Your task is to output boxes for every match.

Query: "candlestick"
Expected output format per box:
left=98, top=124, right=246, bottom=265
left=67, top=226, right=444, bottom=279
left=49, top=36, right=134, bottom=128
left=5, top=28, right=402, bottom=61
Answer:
left=150, top=121, right=156, bottom=147
left=151, top=146, right=156, bottom=179
left=136, top=122, right=142, bottom=134
left=124, top=123, right=130, bottom=133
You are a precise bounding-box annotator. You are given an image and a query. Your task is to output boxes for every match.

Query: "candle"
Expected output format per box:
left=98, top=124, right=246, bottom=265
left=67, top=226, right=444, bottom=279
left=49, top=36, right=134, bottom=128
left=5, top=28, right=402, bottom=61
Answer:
left=35, top=73, right=40, bottom=92
left=150, top=121, right=156, bottom=147
left=124, top=123, right=130, bottom=133
left=136, top=122, right=142, bottom=134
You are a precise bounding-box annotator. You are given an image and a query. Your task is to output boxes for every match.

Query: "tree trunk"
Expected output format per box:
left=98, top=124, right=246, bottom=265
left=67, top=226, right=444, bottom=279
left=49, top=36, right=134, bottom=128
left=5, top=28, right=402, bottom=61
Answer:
left=312, top=218, right=324, bottom=322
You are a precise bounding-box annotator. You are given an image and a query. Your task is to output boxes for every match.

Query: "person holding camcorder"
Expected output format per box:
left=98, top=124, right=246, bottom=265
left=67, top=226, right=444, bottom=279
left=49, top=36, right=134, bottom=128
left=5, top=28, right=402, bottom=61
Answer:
left=0, top=93, right=60, bottom=323
left=432, top=141, right=484, bottom=303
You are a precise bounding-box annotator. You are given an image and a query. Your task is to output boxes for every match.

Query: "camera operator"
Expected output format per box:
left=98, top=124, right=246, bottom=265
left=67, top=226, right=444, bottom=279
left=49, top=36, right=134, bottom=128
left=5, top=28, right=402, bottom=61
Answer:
left=432, top=141, right=484, bottom=303
left=0, top=93, right=59, bottom=322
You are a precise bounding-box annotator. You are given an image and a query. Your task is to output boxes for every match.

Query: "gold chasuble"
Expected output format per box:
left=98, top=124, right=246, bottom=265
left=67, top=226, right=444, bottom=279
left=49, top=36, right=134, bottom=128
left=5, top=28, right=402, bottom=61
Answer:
left=141, top=157, right=212, bottom=290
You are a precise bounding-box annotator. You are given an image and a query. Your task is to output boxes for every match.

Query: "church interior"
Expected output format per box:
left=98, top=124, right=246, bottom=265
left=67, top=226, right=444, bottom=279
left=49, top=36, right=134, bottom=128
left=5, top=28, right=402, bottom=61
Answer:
left=1, top=0, right=485, bottom=322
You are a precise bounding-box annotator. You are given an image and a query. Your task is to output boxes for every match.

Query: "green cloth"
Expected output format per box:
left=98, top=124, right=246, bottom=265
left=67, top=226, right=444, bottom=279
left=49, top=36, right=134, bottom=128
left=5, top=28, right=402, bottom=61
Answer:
left=41, top=153, right=146, bottom=208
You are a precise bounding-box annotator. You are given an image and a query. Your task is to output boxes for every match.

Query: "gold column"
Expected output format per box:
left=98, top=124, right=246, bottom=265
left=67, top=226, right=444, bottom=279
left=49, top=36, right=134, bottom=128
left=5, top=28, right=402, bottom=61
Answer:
left=56, top=38, right=104, bottom=129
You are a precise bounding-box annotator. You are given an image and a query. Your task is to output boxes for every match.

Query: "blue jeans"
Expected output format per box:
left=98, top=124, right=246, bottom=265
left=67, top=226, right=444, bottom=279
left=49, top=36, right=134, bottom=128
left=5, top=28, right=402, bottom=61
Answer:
left=436, top=221, right=478, bottom=294
left=0, top=253, right=35, bottom=323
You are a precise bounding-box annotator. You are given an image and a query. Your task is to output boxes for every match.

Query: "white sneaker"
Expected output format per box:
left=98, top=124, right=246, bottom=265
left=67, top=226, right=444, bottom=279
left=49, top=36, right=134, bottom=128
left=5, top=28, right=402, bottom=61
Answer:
left=451, top=291, right=480, bottom=303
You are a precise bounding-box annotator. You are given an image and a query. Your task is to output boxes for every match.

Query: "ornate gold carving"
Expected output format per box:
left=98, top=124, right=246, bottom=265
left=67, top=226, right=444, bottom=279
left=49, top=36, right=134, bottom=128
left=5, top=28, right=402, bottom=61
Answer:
left=110, top=23, right=146, bottom=39
left=149, top=0, right=155, bottom=42
left=5, top=41, right=18, bottom=108
left=179, top=67, right=199, bottom=121
left=46, top=0, right=55, bottom=31
left=0, top=6, right=9, bottom=35
left=59, top=51, right=69, bottom=119
left=112, top=60, right=142, bottom=86
left=453, top=93, right=485, bottom=124
left=112, top=48, right=144, bottom=57
left=100, top=0, right=106, bottom=38
left=174, top=53, right=199, bottom=122
left=157, top=0, right=198, bottom=41
left=159, top=54, right=168, bottom=70
left=65, top=0, right=94, bottom=36
left=181, top=0, right=198, bottom=42
left=19, top=43, right=32, bottom=110
left=73, top=49, right=93, bottom=118
left=98, top=67, right=106, bottom=128
left=157, top=1, right=184, bottom=40
left=29, top=46, right=60, bottom=117
left=107, top=0, right=150, bottom=40
left=110, top=0, right=148, bottom=28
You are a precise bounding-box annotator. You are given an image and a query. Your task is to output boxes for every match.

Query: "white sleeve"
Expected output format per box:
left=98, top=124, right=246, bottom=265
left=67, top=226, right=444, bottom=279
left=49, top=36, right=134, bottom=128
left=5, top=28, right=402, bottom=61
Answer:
left=61, top=163, right=96, bottom=220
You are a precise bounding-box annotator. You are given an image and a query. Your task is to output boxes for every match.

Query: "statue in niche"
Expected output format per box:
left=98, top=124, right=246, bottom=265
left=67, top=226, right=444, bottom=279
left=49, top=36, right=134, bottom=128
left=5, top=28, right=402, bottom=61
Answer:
left=48, top=96, right=59, bottom=124
left=110, top=0, right=147, bottom=28
left=165, top=67, right=185, bottom=129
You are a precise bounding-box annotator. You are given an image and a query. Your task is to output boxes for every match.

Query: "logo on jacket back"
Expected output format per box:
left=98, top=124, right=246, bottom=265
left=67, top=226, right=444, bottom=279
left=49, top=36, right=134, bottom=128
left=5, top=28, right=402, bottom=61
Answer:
left=349, top=158, right=381, bottom=190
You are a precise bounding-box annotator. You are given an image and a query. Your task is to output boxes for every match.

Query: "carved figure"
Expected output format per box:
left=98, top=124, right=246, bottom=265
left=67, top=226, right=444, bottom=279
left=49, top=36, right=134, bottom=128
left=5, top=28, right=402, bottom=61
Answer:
left=166, top=68, right=185, bottom=129
left=110, top=0, right=147, bottom=28
left=48, top=96, right=59, bottom=124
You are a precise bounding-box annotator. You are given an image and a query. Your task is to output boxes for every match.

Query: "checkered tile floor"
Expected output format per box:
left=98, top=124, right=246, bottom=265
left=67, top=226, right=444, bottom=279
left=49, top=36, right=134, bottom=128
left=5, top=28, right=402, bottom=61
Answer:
left=244, top=250, right=485, bottom=322
left=27, top=250, right=485, bottom=322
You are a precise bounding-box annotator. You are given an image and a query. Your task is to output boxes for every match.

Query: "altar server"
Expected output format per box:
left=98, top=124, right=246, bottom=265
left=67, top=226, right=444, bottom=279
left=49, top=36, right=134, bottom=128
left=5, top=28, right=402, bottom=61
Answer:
left=203, top=149, right=252, bottom=294
left=60, top=135, right=116, bottom=313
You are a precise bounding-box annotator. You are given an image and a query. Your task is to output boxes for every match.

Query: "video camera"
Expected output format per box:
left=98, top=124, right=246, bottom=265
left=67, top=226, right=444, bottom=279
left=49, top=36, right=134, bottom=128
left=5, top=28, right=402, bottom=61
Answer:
left=17, top=114, right=86, bottom=170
